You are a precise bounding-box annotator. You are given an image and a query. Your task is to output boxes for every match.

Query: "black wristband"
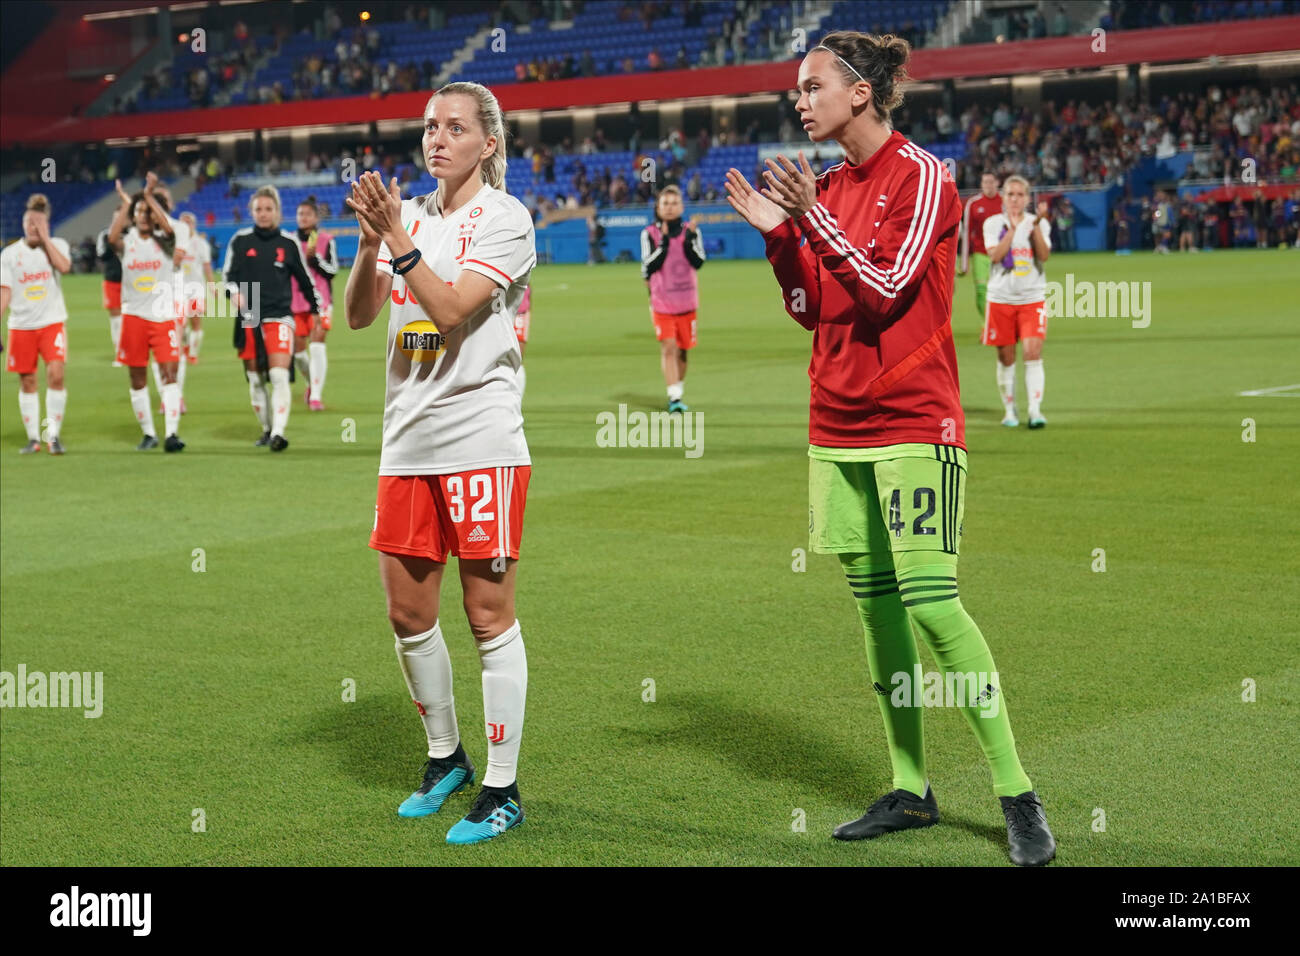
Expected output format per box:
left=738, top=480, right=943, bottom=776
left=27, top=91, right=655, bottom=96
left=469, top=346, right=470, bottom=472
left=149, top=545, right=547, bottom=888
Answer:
left=392, top=249, right=422, bottom=275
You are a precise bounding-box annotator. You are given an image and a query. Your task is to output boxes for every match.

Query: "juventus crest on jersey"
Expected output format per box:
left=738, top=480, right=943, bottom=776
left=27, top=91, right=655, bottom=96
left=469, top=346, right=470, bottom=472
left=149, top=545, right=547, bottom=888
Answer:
left=374, top=182, right=537, bottom=475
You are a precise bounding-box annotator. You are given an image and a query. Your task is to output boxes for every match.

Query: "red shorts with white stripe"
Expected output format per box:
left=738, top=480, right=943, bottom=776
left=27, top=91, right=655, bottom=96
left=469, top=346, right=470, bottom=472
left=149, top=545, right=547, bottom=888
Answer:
left=7, top=323, right=66, bottom=374
left=513, top=309, right=530, bottom=343
left=238, top=320, right=294, bottom=361
left=118, top=314, right=181, bottom=366
left=102, top=280, right=121, bottom=313
left=369, top=465, right=530, bottom=562
left=981, top=300, right=1046, bottom=346
left=652, top=309, right=697, bottom=349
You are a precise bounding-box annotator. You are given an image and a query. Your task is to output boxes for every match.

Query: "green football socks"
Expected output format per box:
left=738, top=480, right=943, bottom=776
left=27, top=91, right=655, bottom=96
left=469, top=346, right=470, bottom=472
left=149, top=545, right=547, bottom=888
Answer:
left=841, top=550, right=1033, bottom=799
left=840, top=553, right=928, bottom=799
left=894, top=550, right=1032, bottom=798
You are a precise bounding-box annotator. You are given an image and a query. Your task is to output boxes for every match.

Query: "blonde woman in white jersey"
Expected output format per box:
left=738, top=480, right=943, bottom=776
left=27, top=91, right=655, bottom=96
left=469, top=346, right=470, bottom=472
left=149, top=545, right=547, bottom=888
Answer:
left=1, top=194, right=71, bottom=454
left=346, top=82, right=536, bottom=846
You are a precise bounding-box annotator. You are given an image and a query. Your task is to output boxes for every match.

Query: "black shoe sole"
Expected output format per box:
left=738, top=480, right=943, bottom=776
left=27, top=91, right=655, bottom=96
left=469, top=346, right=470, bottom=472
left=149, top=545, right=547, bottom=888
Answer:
left=1011, top=844, right=1056, bottom=866
left=833, top=813, right=939, bottom=841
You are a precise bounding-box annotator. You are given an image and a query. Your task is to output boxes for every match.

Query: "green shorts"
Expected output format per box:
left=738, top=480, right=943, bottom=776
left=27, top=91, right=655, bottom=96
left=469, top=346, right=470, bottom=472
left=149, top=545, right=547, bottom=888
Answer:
left=809, top=443, right=967, bottom=556
left=971, top=252, right=990, bottom=321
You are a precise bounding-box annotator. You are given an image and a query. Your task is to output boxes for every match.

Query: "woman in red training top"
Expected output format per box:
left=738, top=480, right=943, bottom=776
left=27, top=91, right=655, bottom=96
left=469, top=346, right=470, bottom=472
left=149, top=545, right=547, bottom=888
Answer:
left=725, top=31, right=1055, bottom=866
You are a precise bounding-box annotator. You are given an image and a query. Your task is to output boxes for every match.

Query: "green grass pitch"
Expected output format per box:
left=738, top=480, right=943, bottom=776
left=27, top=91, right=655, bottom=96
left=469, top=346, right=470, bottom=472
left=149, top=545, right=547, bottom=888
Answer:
left=1, top=250, right=1296, bottom=866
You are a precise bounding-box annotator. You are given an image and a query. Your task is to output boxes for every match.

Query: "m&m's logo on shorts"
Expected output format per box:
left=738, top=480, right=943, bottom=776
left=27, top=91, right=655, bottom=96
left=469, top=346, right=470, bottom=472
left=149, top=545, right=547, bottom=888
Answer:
left=397, top=319, right=445, bottom=361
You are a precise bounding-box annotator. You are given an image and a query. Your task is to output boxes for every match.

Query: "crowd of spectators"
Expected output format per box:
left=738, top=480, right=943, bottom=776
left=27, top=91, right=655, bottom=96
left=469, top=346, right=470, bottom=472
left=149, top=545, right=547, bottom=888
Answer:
left=1103, top=0, right=1298, bottom=31
left=935, top=82, right=1300, bottom=191
left=1112, top=187, right=1300, bottom=250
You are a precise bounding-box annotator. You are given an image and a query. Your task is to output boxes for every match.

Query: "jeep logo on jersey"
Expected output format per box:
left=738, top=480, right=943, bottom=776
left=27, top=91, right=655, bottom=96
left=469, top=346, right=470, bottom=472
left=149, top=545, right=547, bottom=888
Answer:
left=397, top=319, right=445, bottom=361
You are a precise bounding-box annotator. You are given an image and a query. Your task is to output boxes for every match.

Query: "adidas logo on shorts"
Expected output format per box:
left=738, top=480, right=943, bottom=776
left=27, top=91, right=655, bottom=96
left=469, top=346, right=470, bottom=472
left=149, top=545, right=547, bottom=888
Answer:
left=467, top=525, right=490, bottom=543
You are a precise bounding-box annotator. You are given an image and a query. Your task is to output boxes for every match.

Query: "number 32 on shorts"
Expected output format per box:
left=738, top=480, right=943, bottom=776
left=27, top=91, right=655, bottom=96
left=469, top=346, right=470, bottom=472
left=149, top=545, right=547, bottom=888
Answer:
left=445, top=473, right=495, bottom=524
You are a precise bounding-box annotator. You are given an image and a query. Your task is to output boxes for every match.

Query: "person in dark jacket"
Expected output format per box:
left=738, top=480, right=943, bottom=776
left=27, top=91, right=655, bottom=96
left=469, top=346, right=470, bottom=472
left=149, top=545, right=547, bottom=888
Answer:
left=222, top=184, right=321, bottom=451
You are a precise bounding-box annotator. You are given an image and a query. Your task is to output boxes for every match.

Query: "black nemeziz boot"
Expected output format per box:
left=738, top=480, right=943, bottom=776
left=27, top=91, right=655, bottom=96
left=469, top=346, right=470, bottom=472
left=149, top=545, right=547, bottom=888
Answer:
left=1000, top=790, right=1056, bottom=866
left=833, top=785, right=939, bottom=841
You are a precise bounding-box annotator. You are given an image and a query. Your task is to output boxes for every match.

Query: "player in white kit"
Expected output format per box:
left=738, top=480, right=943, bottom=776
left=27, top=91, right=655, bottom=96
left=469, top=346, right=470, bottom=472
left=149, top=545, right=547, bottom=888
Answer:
left=982, top=175, right=1052, bottom=428
left=178, top=212, right=212, bottom=363
left=108, top=175, right=186, bottom=451
left=2, top=194, right=71, bottom=454
left=345, top=82, right=536, bottom=846
left=166, top=211, right=212, bottom=412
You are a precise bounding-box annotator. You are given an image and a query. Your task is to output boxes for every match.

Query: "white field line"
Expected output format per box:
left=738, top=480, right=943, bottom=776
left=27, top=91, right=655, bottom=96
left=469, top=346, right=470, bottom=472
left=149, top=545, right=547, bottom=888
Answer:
left=1238, top=384, right=1300, bottom=398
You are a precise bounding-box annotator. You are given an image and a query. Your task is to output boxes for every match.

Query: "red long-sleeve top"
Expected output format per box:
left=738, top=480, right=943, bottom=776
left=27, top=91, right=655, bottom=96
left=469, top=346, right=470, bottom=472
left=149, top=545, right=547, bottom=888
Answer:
left=762, top=131, right=966, bottom=450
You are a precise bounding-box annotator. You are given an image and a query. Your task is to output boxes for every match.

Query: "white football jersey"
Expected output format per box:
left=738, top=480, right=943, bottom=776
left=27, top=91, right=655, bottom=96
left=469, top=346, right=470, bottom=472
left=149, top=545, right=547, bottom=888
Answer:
left=1, top=238, right=69, bottom=330
left=984, top=213, right=1052, bottom=305
left=180, top=231, right=211, bottom=283
left=120, top=228, right=178, bottom=322
left=375, top=182, right=536, bottom=475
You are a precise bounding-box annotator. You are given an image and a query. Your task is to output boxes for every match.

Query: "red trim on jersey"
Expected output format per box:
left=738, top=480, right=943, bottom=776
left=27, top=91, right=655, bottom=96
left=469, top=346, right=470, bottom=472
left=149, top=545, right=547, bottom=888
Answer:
left=464, top=259, right=512, bottom=283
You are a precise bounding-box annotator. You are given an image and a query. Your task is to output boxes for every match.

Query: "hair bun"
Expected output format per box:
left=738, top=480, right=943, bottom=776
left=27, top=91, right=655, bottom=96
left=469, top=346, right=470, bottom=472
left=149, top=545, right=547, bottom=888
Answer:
left=884, top=36, right=909, bottom=68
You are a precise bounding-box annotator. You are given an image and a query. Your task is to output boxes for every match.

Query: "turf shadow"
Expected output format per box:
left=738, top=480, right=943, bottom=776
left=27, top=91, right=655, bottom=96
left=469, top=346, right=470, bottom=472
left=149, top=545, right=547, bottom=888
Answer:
left=612, top=689, right=887, bottom=806
left=296, top=695, right=425, bottom=793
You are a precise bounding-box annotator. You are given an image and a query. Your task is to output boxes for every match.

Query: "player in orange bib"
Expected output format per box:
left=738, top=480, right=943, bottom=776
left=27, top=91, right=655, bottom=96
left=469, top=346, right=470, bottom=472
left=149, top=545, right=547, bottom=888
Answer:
left=641, top=184, right=706, bottom=413
left=290, top=196, right=338, bottom=410
left=2, top=194, right=71, bottom=454
left=346, top=81, right=536, bottom=845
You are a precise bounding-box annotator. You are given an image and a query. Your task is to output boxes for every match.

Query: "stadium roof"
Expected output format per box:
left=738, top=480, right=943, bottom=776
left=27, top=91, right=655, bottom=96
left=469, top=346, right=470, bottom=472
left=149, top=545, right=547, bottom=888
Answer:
left=5, top=14, right=1300, bottom=146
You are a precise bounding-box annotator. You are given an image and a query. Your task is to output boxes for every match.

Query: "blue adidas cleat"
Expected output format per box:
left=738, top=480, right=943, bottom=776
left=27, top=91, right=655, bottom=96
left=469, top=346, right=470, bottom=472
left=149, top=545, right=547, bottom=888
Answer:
left=1001, top=414, right=1020, bottom=427
left=397, top=747, right=475, bottom=818
left=1027, top=414, right=1047, bottom=429
left=446, top=782, right=524, bottom=844
left=667, top=399, right=689, bottom=414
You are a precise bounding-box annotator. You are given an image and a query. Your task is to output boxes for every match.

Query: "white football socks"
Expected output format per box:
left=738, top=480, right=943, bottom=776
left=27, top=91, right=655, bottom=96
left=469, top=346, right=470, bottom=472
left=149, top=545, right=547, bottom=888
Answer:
left=109, top=314, right=122, bottom=352
left=395, top=622, right=460, bottom=759
left=308, top=341, right=327, bottom=403
left=188, top=328, right=203, bottom=360
left=45, top=388, right=66, bottom=440
left=176, top=351, right=188, bottom=394
left=996, top=361, right=1016, bottom=414
left=294, top=349, right=310, bottom=383
left=162, top=382, right=182, bottom=438
left=130, top=386, right=156, bottom=437
left=268, top=366, right=291, bottom=438
left=667, top=382, right=684, bottom=402
left=247, top=370, right=270, bottom=433
left=1024, top=359, right=1045, bottom=418
left=150, top=359, right=164, bottom=396
left=477, top=619, right=527, bottom=788
left=18, top=391, right=39, bottom=441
